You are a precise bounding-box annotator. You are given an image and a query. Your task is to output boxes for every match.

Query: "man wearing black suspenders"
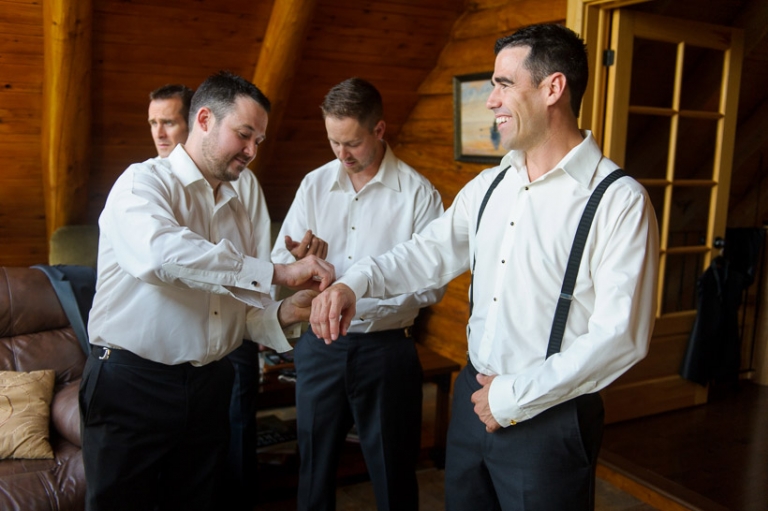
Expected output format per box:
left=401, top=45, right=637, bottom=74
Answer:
left=309, top=24, right=659, bottom=510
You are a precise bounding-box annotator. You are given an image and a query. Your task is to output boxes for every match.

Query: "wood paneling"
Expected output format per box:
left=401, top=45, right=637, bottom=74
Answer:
left=0, top=0, right=44, bottom=264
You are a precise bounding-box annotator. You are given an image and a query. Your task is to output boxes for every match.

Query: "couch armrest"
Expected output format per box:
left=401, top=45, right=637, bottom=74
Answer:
left=51, top=381, right=81, bottom=447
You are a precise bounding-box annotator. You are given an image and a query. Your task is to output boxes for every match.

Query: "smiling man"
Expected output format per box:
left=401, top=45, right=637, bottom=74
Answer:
left=81, top=71, right=335, bottom=511
left=309, top=25, right=660, bottom=510
left=148, top=84, right=193, bottom=158
left=272, top=77, right=444, bottom=511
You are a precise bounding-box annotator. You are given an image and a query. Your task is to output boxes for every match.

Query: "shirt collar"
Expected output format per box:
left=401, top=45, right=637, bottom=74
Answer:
left=499, top=130, right=603, bottom=188
left=167, top=144, right=207, bottom=187
left=166, top=144, right=237, bottom=200
left=331, top=142, right=400, bottom=193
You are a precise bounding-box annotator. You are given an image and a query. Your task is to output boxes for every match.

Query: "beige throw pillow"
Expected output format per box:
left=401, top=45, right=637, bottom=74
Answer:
left=0, top=370, right=56, bottom=459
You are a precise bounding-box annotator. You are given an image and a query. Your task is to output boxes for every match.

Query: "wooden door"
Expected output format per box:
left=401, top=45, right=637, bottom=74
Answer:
left=598, top=10, right=744, bottom=422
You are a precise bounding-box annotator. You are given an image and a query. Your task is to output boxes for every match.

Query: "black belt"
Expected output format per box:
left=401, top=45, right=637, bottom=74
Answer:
left=89, top=345, right=211, bottom=371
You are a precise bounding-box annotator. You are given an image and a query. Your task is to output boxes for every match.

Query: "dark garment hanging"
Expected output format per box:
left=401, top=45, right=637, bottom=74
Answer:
left=680, top=228, right=765, bottom=386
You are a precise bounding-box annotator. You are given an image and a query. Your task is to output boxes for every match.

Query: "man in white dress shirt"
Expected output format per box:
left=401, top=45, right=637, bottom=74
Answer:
left=272, top=77, right=445, bottom=511
left=309, top=25, right=659, bottom=510
left=148, top=81, right=275, bottom=510
left=82, top=71, right=335, bottom=511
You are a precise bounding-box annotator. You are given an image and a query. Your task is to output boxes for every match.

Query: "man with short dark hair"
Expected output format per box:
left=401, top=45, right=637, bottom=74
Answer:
left=146, top=80, right=276, bottom=510
left=272, top=77, right=444, bottom=511
left=310, top=25, right=659, bottom=510
left=148, top=84, right=194, bottom=157
left=82, top=71, right=336, bottom=511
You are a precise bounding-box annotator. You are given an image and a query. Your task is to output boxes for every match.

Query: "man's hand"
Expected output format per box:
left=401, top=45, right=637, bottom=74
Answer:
left=277, top=289, right=319, bottom=327
left=286, top=230, right=328, bottom=261
left=273, top=255, right=335, bottom=292
left=471, top=373, right=502, bottom=433
left=309, top=283, right=357, bottom=344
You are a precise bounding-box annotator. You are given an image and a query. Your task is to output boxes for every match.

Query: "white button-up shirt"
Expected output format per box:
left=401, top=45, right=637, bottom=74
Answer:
left=233, top=167, right=272, bottom=262
left=88, top=144, right=292, bottom=366
left=339, top=132, right=659, bottom=425
left=272, top=144, right=445, bottom=332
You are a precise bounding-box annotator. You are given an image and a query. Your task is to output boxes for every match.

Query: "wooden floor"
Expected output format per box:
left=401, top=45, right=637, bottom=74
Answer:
left=254, top=466, right=660, bottom=511
left=600, top=379, right=768, bottom=511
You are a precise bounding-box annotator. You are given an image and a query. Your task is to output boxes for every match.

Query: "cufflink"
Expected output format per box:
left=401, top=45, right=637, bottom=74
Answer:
left=251, top=281, right=258, bottom=287
left=509, top=419, right=517, bottom=426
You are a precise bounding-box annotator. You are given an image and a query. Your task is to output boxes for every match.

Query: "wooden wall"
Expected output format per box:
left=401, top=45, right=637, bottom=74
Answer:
left=0, top=0, right=46, bottom=266
left=397, top=0, right=568, bottom=365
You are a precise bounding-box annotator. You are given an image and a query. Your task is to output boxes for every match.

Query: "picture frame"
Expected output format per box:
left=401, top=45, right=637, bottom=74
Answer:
left=453, top=72, right=506, bottom=164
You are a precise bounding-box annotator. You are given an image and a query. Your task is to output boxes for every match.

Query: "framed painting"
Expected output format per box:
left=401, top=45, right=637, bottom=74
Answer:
left=453, top=72, right=506, bottom=164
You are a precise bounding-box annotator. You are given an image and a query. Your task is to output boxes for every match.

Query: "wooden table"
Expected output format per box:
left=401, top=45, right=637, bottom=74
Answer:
left=257, top=342, right=460, bottom=467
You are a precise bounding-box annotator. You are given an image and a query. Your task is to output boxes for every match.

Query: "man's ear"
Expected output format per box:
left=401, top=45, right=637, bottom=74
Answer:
left=544, top=72, right=567, bottom=107
left=195, top=107, right=214, bottom=133
left=373, top=119, right=386, bottom=140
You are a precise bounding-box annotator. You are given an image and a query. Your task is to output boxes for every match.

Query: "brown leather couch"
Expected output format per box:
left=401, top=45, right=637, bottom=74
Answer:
left=0, top=266, right=87, bottom=510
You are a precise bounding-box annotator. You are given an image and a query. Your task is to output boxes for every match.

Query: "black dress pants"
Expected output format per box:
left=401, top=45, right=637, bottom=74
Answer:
left=444, top=362, right=604, bottom=511
left=294, top=327, right=423, bottom=511
left=220, top=341, right=262, bottom=511
left=79, top=346, right=234, bottom=511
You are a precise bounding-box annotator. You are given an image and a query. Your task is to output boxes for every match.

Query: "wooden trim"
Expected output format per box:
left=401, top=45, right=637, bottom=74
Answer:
left=42, top=0, right=92, bottom=238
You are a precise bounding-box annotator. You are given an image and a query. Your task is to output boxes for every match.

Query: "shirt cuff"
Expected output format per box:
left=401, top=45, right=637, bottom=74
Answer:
left=246, top=300, right=293, bottom=353
left=337, top=272, right=369, bottom=300
left=487, top=374, right=530, bottom=427
left=240, top=255, right=274, bottom=295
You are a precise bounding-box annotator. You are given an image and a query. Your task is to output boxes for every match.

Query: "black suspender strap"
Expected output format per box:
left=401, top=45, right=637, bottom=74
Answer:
left=545, top=168, right=627, bottom=358
left=469, top=166, right=510, bottom=317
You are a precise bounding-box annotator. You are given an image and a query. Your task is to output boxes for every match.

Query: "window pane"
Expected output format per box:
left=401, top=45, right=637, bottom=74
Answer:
left=668, top=186, right=712, bottom=248
left=625, top=114, right=670, bottom=180
left=680, top=45, right=723, bottom=112
left=629, top=38, right=677, bottom=108
left=674, top=117, right=718, bottom=180
left=662, top=252, right=705, bottom=314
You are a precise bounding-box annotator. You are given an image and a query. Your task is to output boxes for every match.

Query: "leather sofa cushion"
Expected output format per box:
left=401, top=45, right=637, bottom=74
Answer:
left=51, top=381, right=81, bottom=447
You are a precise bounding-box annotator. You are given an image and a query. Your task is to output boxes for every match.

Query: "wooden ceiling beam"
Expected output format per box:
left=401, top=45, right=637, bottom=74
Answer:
left=42, top=0, right=92, bottom=238
left=251, top=0, right=319, bottom=180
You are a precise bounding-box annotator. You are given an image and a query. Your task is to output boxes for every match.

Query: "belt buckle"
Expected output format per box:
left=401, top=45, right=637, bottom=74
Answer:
left=98, top=347, right=111, bottom=361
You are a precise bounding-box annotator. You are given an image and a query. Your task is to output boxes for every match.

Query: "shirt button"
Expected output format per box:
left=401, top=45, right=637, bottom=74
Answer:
left=510, top=221, right=514, bottom=226
left=351, top=226, right=356, bottom=230
left=493, top=297, right=497, bottom=301
left=501, top=259, right=505, bottom=264
left=524, top=187, right=529, bottom=191
left=348, top=256, right=352, bottom=259
left=213, top=311, right=218, bottom=315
